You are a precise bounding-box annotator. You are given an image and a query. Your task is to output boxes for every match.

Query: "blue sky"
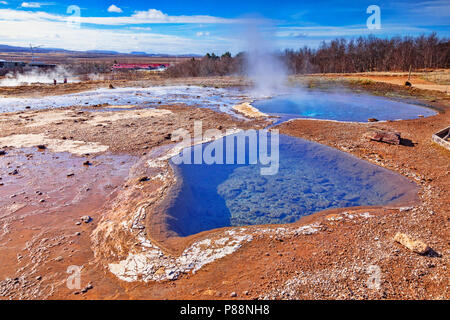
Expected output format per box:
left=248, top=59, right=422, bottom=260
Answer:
left=0, top=0, right=448, bottom=54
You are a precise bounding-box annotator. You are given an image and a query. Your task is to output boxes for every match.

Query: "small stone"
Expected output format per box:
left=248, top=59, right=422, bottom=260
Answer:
left=230, top=292, right=237, bottom=297
left=75, top=232, right=81, bottom=236
left=138, top=176, right=149, bottom=182
left=67, top=172, right=75, bottom=177
left=39, top=199, right=45, bottom=203
left=36, top=145, right=46, bottom=150
left=368, top=118, right=379, bottom=122
left=243, top=291, right=249, bottom=295
left=75, top=222, right=82, bottom=226
left=0, top=150, right=6, bottom=156
left=54, top=256, right=63, bottom=262
left=81, top=215, right=92, bottom=223
left=83, top=161, right=92, bottom=166
left=35, top=276, right=42, bottom=281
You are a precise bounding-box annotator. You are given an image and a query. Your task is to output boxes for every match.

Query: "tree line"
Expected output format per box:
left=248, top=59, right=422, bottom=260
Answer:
left=166, top=34, right=449, bottom=77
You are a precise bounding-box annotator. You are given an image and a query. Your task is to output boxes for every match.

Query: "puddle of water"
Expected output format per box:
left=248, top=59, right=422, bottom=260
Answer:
left=166, top=133, right=418, bottom=237
left=0, top=86, right=245, bottom=117
left=254, top=90, right=436, bottom=123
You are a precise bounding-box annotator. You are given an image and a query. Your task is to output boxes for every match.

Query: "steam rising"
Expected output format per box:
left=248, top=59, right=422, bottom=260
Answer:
left=0, top=66, right=79, bottom=86
left=242, top=19, right=288, bottom=98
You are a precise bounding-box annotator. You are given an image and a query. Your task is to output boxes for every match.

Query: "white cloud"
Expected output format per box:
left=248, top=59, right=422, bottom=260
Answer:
left=0, top=9, right=233, bottom=54
left=0, top=7, right=235, bottom=26
left=21, top=2, right=41, bottom=8
left=129, top=26, right=152, bottom=31
left=107, top=4, right=122, bottom=13
left=0, top=1, right=8, bottom=5
left=196, top=31, right=210, bottom=37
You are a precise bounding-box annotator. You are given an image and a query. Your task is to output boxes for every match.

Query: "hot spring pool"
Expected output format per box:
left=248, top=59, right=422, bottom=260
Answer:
left=254, top=90, right=436, bottom=123
left=165, top=133, right=418, bottom=237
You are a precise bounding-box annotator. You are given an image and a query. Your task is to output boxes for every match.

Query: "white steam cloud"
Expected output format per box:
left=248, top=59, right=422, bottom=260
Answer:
left=241, top=19, right=288, bottom=98
left=0, top=66, right=79, bottom=86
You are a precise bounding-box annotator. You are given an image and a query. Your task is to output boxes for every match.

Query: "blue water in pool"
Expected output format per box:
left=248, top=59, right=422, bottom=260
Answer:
left=253, top=90, right=436, bottom=123
left=165, top=133, right=418, bottom=237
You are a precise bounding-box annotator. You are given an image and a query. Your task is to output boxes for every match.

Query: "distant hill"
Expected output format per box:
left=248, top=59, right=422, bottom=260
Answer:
left=0, top=44, right=201, bottom=58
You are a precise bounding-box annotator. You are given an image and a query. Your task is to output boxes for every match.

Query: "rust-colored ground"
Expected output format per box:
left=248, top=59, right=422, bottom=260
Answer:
left=0, top=74, right=448, bottom=300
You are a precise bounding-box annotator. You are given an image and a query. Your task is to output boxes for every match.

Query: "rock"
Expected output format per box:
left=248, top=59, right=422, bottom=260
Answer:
left=230, top=292, right=237, bottom=297
left=36, top=145, right=46, bottom=150
left=138, top=176, right=149, bottom=182
left=109, top=84, right=115, bottom=89
left=35, top=276, right=42, bottom=281
left=54, top=256, right=63, bottom=262
left=83, top=161, right=92, bottom=166
left=75, top=222, right=82, bottom=226
left=75, top=232, right=81, bottom=236
left=67, top=172, right=75, bottom=177
left=368, top=118, right=379, bottom=122
left=0, top=150, right=6, bottom=156
left=81, top=215, right=92, bottom=223
left=405, top=81, right=412, bottom=87
left=394, top=232, right=430, bottom=255
left=365, top=130, right=401, bottom=145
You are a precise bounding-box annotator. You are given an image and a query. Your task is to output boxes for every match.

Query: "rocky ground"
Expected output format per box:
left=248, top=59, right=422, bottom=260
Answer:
left=0, top=75, right=448, bottom=300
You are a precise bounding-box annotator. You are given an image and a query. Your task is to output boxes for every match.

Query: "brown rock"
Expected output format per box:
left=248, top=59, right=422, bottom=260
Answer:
left=365, top=130, right=401, bottom=145
left=394, top=232, right=430, bottom=255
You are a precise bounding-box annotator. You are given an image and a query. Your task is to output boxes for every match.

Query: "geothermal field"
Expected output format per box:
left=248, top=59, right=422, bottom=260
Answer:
left=0, top=2, right=449, bottom=305
left=0, top=68, right=448, bottom=301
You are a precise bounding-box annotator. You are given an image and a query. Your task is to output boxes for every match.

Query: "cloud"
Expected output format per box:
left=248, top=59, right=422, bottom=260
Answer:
left=0, top=9, right=233, bottom=54
left=129, top=26, right=152, bottom=31
left=196, top=31, right=210, bottom=37
left=0, top=1, right=8, bottom=5
left=107, top=4, right=122, bottom=13
left=21, top=2, right=41, bottom=8
left=0, top=7, right=235, bottom=26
